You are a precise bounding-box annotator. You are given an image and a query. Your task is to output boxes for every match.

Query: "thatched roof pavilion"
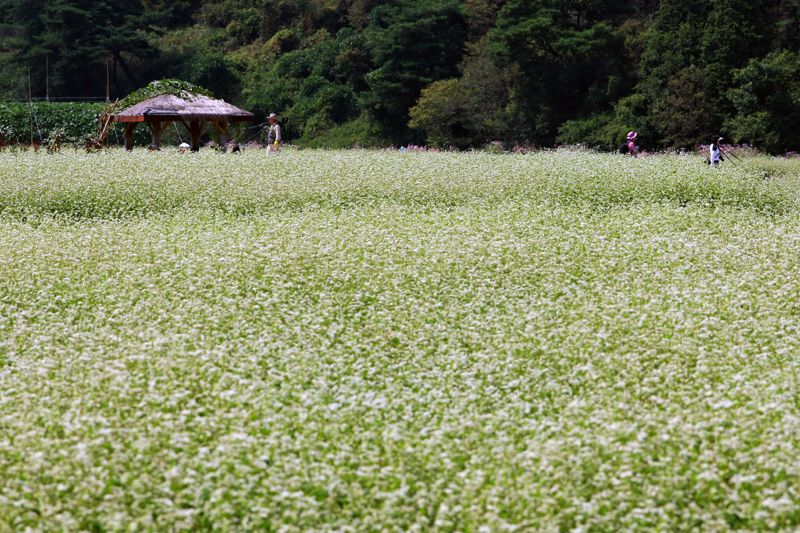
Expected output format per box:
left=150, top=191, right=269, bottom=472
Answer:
left=111, top=92, right=254, bottom=151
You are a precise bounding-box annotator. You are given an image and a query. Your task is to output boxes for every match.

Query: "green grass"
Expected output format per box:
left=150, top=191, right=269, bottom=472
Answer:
left=2, top=149, right=800, bottom=531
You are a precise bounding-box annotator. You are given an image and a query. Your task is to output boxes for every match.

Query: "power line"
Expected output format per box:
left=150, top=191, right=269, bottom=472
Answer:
left=2, top=96, right=109, bottom=103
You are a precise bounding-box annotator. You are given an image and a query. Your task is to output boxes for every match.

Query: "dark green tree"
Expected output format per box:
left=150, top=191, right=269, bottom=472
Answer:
left=363, top=0, right=466, bottom=143
left=6, top=0, right=161, bottom=98
left=243, top=29, right=368, bottom=141
left=700, top=0, right=766, bottom=118
left=182, top=53, right=241, bottom=104
left=636, top=0, right=712, bottom=147
left=464, top=0, right=507, bottom=42
left=140, top=0, right=203, bottom=27
left=725, top=51, right=800, bottom=154
left=491, top=0, right=634, bottom=144
left=409, top=39, right=511, bottom=148
left=763, top=0, right=800, bottom=51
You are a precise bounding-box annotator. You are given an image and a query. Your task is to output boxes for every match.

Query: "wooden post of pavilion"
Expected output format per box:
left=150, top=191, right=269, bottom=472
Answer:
left=147, top=120, right=172, bottom=150
left=124, top=123, right=138, bottom=151
left=188, top=120, right=204, bottom=152
left=148, top=120, right=160, bottom=149
left=213, top=121, right=229, bottom=152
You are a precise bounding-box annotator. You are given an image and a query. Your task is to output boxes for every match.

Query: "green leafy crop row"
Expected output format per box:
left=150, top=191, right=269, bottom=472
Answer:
left=0, top=102, right=106, bottom=145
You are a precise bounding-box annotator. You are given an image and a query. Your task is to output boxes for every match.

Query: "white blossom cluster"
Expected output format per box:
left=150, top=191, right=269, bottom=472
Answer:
left=1, top=150, right=800, bottom=531
left=0, top=149, right=795, bottom=217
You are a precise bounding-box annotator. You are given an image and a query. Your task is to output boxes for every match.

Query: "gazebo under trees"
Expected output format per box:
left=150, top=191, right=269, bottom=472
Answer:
left=109, top=80, right=254, bottom=151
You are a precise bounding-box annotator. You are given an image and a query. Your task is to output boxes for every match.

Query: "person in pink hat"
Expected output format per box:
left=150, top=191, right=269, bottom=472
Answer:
left=627, top=131, right=639, bottom=156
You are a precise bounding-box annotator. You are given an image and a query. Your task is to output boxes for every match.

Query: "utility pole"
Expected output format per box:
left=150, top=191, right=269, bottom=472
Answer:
left=28, top=67, right=34, bottom=144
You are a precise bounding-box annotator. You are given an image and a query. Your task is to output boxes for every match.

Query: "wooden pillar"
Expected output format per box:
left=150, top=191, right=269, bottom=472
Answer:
left=188, top=120, right=204, bottom=152
left=213, top=121, right=229, bottom=152
left=148, top=120, right=161, bottom=150
left=124, top=123, right=138, bottom=151
left=146, top=120, right=172, bottom=150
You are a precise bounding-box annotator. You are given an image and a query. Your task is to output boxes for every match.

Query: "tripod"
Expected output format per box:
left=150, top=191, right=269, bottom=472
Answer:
left=718, top=144, right=743, bottom=166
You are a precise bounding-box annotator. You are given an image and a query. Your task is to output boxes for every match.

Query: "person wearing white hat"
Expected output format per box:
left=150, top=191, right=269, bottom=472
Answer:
left=627, top=131, right=639, bottom=156
left=265, top=113, right=281, bottom=153
left=709, top=137, right=723, bottom=165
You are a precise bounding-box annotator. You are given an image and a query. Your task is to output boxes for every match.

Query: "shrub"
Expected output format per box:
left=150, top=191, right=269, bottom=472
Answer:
left=0, top=102, right=106, bottom=145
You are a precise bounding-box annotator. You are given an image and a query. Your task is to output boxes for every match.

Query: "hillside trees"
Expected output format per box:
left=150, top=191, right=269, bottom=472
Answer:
left=726, top=51, right=800, bottom=154
left=363, top=0, right=466, bottom=143
left=490, top=0, right=635, bottom=144
left=409, top=40, right=511, bottom=148
left=0, top=0, right=27, bottom=98
left=763, top=0, right=800, bottom=51
left=626, top=0, right=710, bottom=147
left=241, top=27, right=369, bottom=145
left=5, top=0, right=161, bottom=98
left=140, top=0, right=203, bottom=26
left=700, top=0, right=766, bottom=133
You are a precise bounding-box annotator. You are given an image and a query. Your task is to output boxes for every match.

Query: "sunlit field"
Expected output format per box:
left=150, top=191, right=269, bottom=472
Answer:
left=2, top=149, right=800, bottom=532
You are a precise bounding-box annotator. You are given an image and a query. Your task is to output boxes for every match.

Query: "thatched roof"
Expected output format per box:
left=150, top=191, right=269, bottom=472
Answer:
left=112, top=93, right=254, bottom=123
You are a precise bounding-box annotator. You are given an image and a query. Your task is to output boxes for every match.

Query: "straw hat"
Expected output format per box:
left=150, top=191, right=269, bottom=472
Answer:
left=627, top=131, right=638, bottom=141
left=268, top=113, right=279, bottom=120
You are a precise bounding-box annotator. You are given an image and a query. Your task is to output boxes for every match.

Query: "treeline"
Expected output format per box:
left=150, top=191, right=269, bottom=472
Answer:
left=0, top=0, right=799, bottom=153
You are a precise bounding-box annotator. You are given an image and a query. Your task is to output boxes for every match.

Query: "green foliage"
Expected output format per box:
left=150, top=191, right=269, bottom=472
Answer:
left=652, top=65, right=710, bottom=148
left=409, top=79, right=469, bottom=148
left=181, top=54, right=240, bottom=103
left=409, top=40, right=513, bottom=148
left=464, top=0, right=505, bottom=41
left=244, top=28, right=368, bottom=141
left=491, top=0, right=635, bottom=144
left=0, top=102, right=105, bottom=144
left=245, top=81, right=294, bottom=124
left=119, top=79, right=214, bottom=108
left=364, top=0, right=466, bottom=143
left=726, top=51, right=800, bottom=154
left=630, top=0, right=784, bottom=151
left=559, top=93, right=651, bottom=148
left=4, top=0, right=162, bottom=98
left=635, top=0, right=711, bottom=144
left=700, top=0, right=766, bottom=116
left=140, top=0, right=204, bottom=26
left=557, top=111, right=617, bottom=148
left=294, top=116, right=381, bottom=148
left=763, top=0, right=800, bottom=51
left=292, top=76, right=357, bottom=130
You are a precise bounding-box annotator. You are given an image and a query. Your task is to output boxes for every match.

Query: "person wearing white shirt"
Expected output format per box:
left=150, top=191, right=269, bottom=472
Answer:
left=710, top=137, right=723, bottom=165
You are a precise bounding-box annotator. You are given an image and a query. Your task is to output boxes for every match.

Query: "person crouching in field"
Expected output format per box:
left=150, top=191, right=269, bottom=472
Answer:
left=265, top=113, right=281, bottom=153
left=627, top=131, right=639, bottom=156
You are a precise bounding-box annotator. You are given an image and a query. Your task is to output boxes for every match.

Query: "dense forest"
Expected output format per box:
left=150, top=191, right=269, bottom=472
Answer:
left=1, top=0, right=799, bottom=153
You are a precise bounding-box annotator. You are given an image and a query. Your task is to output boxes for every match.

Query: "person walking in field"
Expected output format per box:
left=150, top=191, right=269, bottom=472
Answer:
left=265, top=113, right=281, bottom=153
left=627, top=131, right=639, bottom=156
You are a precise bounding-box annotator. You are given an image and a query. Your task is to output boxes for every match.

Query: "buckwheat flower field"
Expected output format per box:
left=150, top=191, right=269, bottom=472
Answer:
left=2, top=149, right=800, bottom=532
